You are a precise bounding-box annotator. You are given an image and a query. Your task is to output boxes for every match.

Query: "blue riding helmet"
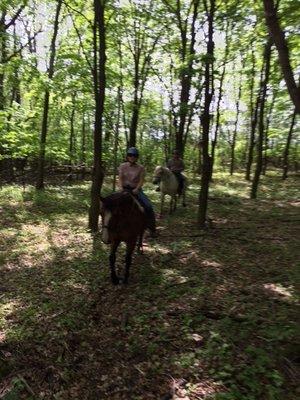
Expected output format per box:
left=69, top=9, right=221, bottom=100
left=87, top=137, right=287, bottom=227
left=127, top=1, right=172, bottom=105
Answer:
left=127, top=147, right=139, bottom=157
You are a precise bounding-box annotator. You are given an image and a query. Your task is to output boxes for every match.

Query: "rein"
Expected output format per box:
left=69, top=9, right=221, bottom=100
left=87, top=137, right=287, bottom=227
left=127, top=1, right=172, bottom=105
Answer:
left=128, top=193, right=144, bottom=213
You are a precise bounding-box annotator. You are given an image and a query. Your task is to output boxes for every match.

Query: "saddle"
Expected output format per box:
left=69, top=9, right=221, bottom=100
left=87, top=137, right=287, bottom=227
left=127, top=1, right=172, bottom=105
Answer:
left=172, top=172, right=184, bottom=195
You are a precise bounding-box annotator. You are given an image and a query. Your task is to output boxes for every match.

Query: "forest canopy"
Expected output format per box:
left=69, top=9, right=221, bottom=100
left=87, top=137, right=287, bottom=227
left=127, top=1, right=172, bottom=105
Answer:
left=0, top=0, right=299, bottom=224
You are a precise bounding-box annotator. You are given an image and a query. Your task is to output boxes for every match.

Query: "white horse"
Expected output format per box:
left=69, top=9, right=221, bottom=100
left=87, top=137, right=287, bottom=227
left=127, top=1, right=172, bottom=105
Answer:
left=153, top=166, right=187, bottom=216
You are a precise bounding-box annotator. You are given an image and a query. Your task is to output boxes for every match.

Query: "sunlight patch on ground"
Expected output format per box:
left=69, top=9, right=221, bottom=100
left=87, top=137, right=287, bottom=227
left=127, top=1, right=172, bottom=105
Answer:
left=20, top=222, right=51, bottom=254
left=145, top=243, right=172, bottom=254
left=0, top=300, right=22, bottom=330
left=187, top=333, right=204, bottom=345
left=186, top=380, right=226, bottom=399
left=0, top=330, right=6, bottom=343
left=289, top=200, right=300, bottom=207
left=169, top=376, right=225, bottom=399
left=263, top=283, right=295, bottom=301
left=162, top=268, right=189, bottom=284
left=212, top=181, right=249, bottom=199
left=64, top=280, right=90, bottom=293
left=179, top=251, right=201, bottom=264
left=201, top=259, right=223, bottom=269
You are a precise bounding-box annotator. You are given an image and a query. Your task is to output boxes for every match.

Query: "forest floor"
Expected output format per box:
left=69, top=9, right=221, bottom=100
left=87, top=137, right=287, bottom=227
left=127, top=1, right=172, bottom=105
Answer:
left=0, top=171, right=299, bottom=400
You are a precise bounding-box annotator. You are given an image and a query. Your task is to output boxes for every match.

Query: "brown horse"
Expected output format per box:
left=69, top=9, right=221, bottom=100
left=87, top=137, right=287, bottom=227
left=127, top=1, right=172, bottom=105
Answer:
left=99, top=191, right=147, bottom=284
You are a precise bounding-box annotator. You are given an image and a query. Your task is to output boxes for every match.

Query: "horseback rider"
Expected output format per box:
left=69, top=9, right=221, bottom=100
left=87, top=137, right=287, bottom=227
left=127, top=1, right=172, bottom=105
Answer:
left=167, top=149, right=185, bottom=195
left=118, top=147, right=157, bottom=238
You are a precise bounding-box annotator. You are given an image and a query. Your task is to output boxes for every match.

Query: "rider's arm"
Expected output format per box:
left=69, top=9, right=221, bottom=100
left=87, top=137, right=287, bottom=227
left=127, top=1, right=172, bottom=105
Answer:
left=118, top=176, right=124, bottom=189
left=133, top=168, right=145, bottom=194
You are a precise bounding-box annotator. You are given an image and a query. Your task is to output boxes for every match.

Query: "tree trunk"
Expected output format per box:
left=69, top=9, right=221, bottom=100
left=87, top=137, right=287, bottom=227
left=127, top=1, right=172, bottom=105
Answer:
left=282, top=108, right=297, bottom=179
left=246, top=45, right=261, bottom=181
left=262, top=89, right=277, bottom=175
left=81, top=112, right=86, bottom=165
left=0, top=11, right=7, bottom=112
left=262, top=0, right=300, bottom=113
left=176, top=0, right=199, bottom=157
left=10, top=25, right=21, bottom=105
left=251, top=40, right=272, bottom=199
left=36, top=0, right=62, bottom=189
left=129, top=83, right=139, bottom=147
left=113, top=87, right=121, bottom=191
left=117, top=38, right=128, bottom=147
left=89, top=0, right=106, bottom=232
left=198, top=0, right=215, bottom=227
left=230, top=57, right=244, bottom=175
left=127, top=1, right=160, bottom=148
left=211, top=19, right=230, bottom=178
left=69, top=93, right=76, bottom=167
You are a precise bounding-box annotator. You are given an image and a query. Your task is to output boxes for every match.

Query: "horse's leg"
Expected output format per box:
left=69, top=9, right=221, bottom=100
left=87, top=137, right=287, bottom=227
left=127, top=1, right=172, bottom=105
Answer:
left=124, top=240, right=136, bottom=284
left=109, top=240, right=120, bottom=285
left=169, top=196, right=173, bottom=214
left=182, top=188, right=186, bottom=207
left=137, top=231, right=144, bottom=254
left=160, top=193, right=165, bottom=216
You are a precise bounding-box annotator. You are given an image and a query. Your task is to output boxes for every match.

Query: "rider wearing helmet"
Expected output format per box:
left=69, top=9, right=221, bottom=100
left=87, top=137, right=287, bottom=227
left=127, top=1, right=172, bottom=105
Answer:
left=167, top=149, right=185, bottom=195
left=118, top=147, right=157, bottom=238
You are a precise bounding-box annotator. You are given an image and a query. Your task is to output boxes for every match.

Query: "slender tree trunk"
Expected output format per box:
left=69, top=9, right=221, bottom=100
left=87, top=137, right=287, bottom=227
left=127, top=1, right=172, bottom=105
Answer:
left=211, top=19, right=230, bottom=177
left=246, top=45, right=262, bottom=181
left=198, top=119, right=202, bottom=174
left=81, top=112, right=86, bottom=165
left=198, top=0, right=215, bottom=227
left=11, top=25, right=21, bottom=105
left=0, top=11, right=6, bottom=112
left=70, top=94, right=76, bottom=163
left=36, top=0, right=62, bottom=189
left=282, top=108, right=297, bottom=179
left=262, top=0, right=300, bottom=113
left=168, top=60, right=178, bottom=151
left=89, top=0, right=106, bottom=232
left=230, top=57, right=244, bottom=175
left=262, top=89, right=277, bottom=175
left=251, top=40, right=272, bottom=199
left=127, top=1, right=160, bottom=148
left=117, top=38, right=128, bottom=147
left=0, top=12, right=9, bottom=181
left=113, top=87, right=121, bottom=191
left=176, top=0, right=199, bottom=156
left=129, top=81, right=139, bottom=146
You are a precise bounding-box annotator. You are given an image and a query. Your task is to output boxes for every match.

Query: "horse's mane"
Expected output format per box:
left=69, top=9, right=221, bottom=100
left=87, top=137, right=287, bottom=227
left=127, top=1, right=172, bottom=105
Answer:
left=155, top=165, right=172, bottom=174
left=103, top=191, right=136, bottom=212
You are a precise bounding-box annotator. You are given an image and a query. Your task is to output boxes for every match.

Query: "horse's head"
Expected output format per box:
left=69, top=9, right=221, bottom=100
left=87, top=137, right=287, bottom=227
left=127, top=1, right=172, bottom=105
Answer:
left=99, top=197, right=112, bottom=244
left=153, top=166, right=164, bottom=184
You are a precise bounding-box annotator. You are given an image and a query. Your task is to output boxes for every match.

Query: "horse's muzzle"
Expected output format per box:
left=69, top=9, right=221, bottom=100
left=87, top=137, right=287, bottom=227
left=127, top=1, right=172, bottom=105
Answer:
left=101, top=227, right=111, bottom=244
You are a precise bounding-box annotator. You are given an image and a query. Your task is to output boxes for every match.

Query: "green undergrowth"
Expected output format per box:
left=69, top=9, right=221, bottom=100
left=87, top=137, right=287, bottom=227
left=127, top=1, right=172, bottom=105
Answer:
left=0, top=172, right=299, bottom=399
